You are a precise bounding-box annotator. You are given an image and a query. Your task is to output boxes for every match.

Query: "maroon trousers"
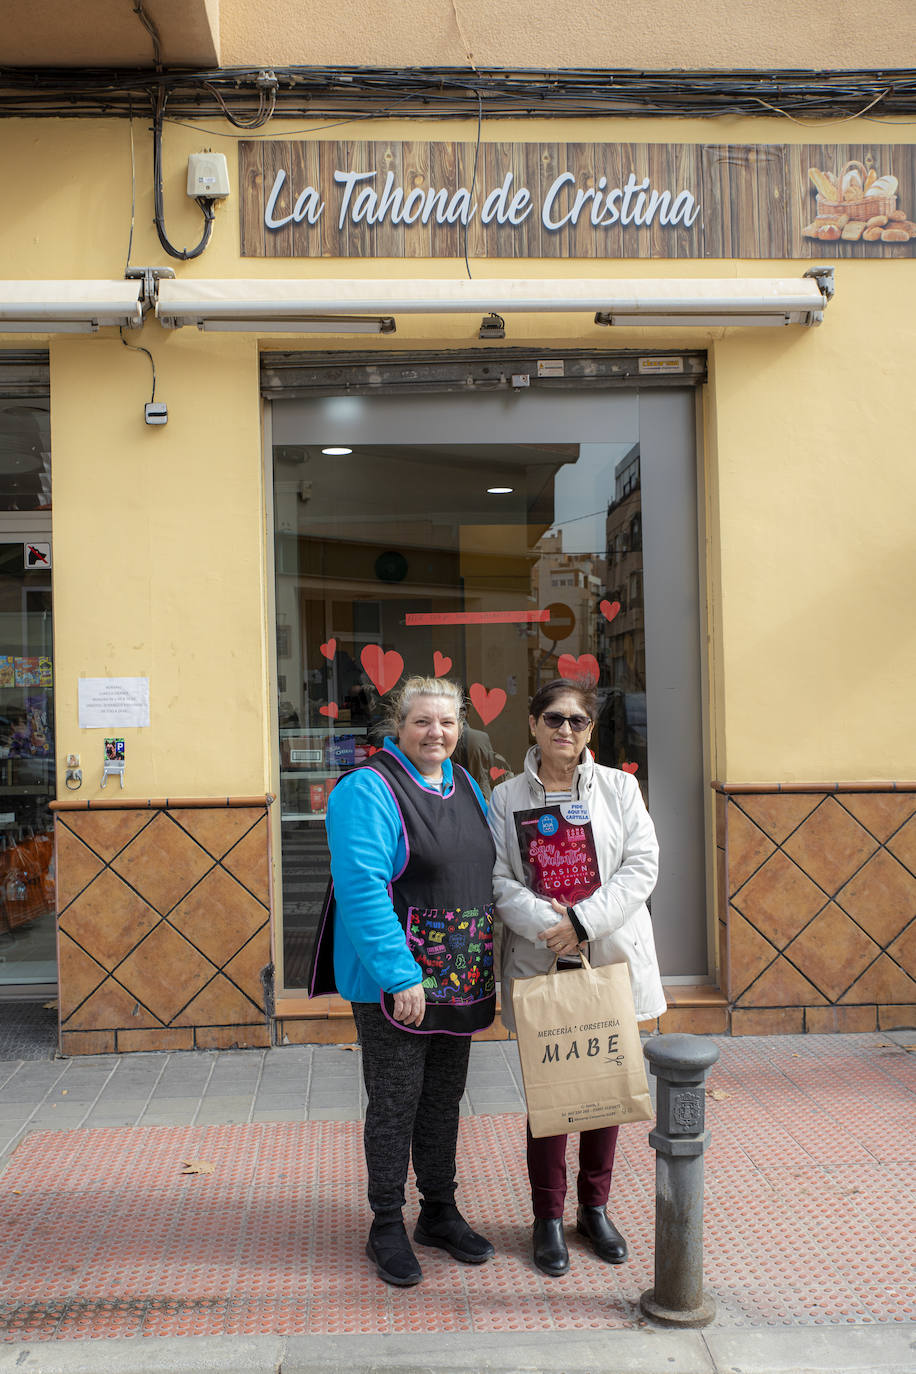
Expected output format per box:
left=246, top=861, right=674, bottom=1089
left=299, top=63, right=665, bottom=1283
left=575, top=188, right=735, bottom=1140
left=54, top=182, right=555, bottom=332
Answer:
left=526, top=1120, right=619, bottom=1219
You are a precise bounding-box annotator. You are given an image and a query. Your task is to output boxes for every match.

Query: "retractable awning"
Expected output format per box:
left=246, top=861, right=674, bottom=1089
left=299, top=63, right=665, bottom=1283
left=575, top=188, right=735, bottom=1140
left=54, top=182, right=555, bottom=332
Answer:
left=0, top=281, right=144, bottom=332
left=156, top=273, right=833, bottom=332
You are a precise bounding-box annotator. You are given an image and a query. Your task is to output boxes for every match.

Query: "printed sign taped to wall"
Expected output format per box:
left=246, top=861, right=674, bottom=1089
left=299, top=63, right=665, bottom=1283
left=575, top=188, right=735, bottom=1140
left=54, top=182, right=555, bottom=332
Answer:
left=78, top=678, right=150, bottom=729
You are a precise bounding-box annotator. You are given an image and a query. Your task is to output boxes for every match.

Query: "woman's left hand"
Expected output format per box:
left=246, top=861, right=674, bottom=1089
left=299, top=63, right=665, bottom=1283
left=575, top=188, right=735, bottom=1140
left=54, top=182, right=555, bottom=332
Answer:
left=537, top=899, right=583, bottom=958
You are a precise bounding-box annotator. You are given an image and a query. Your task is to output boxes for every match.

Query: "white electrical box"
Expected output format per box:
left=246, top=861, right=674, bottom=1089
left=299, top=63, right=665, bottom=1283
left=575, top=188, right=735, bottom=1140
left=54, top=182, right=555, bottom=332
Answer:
left=187, top=152, right=230, bottom=199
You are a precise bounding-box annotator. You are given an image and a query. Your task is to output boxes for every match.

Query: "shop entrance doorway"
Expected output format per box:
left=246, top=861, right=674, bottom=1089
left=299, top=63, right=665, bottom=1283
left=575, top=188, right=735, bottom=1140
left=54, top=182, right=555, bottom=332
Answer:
left=269, top=365, right=708, bottom=988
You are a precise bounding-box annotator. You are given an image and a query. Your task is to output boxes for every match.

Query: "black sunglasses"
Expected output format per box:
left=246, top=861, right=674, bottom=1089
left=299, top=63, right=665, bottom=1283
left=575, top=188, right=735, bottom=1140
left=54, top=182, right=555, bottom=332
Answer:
left=541, top=710, right=591, bottom=732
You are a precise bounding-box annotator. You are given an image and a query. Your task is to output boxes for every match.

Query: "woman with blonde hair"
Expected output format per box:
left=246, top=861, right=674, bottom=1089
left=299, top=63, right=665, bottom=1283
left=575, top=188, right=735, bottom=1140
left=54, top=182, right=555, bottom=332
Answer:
left=325, top=676, right=496, bottom=1287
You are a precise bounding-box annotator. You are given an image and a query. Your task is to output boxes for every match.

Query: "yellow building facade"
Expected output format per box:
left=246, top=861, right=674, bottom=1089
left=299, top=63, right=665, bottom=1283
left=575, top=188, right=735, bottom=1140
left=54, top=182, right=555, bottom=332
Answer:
left=1, top=15, right=915, bottom=1048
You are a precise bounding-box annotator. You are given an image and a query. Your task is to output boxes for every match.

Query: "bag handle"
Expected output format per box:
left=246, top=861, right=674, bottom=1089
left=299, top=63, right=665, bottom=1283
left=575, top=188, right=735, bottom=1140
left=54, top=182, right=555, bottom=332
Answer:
left=547, top=949, right=593, bottom=977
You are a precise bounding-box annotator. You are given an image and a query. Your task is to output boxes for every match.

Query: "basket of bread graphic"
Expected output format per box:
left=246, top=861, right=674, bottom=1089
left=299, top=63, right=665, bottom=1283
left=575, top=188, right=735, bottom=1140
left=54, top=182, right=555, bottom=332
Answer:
left=803, top=159, right=915, bottom=243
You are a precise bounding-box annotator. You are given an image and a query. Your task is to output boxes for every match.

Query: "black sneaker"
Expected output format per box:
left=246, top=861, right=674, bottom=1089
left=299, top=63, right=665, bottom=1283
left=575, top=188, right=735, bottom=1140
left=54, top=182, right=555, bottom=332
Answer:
left=414, top=1203, right=495, bottom=1264
left=366, top=1219, right=423, bottom=1286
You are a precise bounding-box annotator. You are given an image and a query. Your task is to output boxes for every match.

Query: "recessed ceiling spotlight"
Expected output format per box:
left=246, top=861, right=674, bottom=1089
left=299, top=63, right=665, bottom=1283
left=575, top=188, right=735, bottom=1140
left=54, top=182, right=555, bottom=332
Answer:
left=487, top=486, right=514, bottom=494
left=321, top=446, right=353, bottom=456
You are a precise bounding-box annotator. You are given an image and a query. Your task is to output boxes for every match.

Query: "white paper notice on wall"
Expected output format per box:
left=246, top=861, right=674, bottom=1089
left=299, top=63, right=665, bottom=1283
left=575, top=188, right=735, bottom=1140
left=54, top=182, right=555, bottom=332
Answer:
left=78, top=677, right=150, bottom=729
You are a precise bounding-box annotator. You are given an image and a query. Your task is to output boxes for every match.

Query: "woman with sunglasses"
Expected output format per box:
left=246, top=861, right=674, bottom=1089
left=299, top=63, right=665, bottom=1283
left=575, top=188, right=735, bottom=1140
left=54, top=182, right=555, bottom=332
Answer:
left=488, top=678, right=665, bottom=1277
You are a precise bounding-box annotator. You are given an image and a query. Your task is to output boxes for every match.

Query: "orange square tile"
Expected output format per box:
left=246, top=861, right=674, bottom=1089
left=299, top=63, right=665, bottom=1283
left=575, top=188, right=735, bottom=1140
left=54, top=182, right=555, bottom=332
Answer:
left=887, top=814, right=916, bottom=875
left=783, top=903, right=881, bottom=1002
left=783, top=798, right=878, bottom=897
left=278, top=1017, right=357, bottom=1045
left=170, top=867, right=268, bottom=967
left=877, top=1003, right=916, bottom=1030
left=117, top=1027, right=194, bottom=1052
left=731, top=851, right=826, bottom=947
left=170, top=807, right=264, bottom=859
left=839, top=793, right=916, bottom=845
left=194, top=1023, right=271, bottom=1050
left=736, top=793, right=820, bottom=845
left=736, top=954, right=827, bottom=1008
left=60, top=1029, right=115, bottom=1055
left=58, top=868, right=160, bottom=970
left=841, top=953, right=916, bottom=1005
left=728, top=907, right=779, bottom=996
left=60, top=809, right=155, bottom=862
left=730, top=1007, right=804, bottom=1035
left=805, top=1005, right=877, bottom=1033
left=111, top=813, right=213, bottom=915
left=222, top=928, right=272, bottom=1006
left=658, top=1006, right=728, bottom=1034
left=64, top=975, right=164, bottom=1032
left=726, top=806, right=775, bottom=893
left=174, top=974, right=263, bottom=1027
left=55, top=824, right=105, bottom=909
left=57, top=932, right=107, bottom=1019
left=116, top=924, right=216, bottom=1024
left=222, top=817, right=270, bottom=905
left=836, top=850, right=916, bottom=947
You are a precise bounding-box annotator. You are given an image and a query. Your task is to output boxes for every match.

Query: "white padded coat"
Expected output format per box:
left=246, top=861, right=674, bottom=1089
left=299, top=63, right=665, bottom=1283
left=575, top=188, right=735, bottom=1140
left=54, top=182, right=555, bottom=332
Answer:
left=489, top=746, right=667, bottom=1031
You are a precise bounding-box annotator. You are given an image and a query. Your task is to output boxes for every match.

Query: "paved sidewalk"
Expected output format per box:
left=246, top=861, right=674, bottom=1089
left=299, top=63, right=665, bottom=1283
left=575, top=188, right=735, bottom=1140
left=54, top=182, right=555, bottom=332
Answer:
left=0, top=1030, right=912, bottom=1372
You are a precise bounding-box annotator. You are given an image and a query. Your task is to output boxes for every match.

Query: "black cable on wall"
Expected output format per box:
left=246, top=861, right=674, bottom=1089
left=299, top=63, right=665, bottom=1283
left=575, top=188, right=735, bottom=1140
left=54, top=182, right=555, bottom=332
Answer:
left=0, top=66, right=914, bottom=121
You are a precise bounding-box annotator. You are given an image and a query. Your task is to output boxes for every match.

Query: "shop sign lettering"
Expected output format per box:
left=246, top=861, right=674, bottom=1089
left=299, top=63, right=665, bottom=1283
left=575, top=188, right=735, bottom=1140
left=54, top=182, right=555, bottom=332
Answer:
left=263, top=167, right=700, bottom=233
left=240, top=140, right=916, bottom=259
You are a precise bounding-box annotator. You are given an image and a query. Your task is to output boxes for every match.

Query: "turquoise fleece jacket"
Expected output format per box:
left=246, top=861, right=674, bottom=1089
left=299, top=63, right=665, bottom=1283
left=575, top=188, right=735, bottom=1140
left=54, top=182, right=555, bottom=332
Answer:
left=325, top=738, right=488, bottom=1004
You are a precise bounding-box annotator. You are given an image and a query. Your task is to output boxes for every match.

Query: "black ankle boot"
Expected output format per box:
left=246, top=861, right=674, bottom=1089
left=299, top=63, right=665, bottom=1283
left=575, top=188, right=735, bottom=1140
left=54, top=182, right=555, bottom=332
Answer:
left=414, top=1202, right=495, bottom=1263
left=576, top=1204, right=628, bottom=1264
left=366, top=1217, right=422, bottom=1286
left=532, top=1216, right=569, bottom=1276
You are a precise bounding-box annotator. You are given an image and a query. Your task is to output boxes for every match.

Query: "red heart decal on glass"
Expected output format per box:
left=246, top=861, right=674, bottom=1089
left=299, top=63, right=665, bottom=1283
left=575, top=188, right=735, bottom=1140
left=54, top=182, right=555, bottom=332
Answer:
left=433, top=651, right=452, bottom=678
left=622, top=761, right=638, bottom=774
left=469, top=683, right=507, bottom=726
left=320, top=703, right=339, bottom=719
left=489, top=766, right=507, bottom=781
left=360, top=645, right=404, bottom=696
left=599, top=599, right=621, bottom=624
left=320, top=639, right=336, bottom=660
left=557, top=652, right=600, bottom=686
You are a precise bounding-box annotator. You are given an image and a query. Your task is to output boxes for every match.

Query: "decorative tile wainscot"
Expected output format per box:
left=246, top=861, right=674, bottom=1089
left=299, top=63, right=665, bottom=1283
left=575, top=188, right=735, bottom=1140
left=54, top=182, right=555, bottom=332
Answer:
left=715, top=783, right=916, bottom=1034
left=52, top=797, right=273, bottom=1055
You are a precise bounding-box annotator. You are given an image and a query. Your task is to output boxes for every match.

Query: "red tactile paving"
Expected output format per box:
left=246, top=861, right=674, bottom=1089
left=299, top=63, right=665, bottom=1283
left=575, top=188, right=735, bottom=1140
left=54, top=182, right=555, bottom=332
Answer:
left=0, top=1036, right=913, bottom=1340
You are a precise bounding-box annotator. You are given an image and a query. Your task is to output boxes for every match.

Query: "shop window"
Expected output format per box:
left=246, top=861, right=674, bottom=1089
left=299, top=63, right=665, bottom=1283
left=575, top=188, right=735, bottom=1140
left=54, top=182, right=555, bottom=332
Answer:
left=0, top=404, right=51, bottom=512
left=0, top=393, right=55, bottom=988
left=273, top=438, right=649, bottom=988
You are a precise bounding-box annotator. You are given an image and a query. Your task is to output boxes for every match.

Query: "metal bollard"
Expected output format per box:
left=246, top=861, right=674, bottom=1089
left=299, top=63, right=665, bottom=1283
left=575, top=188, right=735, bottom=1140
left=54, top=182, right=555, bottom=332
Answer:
left=639, top=1033, right=720, bottom=1328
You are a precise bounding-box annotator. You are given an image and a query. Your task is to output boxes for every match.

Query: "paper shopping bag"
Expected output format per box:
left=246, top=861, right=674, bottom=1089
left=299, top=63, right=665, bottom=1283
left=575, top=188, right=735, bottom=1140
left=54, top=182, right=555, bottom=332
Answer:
left=513, top=954, right=653, bottom=1137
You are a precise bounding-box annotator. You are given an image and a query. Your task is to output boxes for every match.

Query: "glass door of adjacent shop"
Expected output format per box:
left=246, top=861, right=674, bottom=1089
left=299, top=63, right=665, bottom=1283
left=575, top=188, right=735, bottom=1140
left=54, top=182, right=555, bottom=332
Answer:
left=0, top=536, right=55, bottom=988
left=270, top=382, right=708, bottom=988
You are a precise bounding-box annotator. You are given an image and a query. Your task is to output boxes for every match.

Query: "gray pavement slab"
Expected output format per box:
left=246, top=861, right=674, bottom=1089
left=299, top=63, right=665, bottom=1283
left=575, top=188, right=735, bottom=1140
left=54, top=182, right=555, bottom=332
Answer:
left=0, top=1326, right=913, bottom=1374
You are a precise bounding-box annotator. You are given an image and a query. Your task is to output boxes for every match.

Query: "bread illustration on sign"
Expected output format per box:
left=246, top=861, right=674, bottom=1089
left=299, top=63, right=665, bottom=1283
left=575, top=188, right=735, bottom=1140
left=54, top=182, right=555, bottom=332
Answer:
left=802, top=158, right=914, bottom=244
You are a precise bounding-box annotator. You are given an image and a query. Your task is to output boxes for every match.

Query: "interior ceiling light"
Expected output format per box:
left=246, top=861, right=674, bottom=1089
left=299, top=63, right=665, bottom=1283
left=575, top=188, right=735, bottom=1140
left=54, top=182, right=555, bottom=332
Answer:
left=487, top=486, right=514, bottom=494
left=322, top=447, right=352, bottom=456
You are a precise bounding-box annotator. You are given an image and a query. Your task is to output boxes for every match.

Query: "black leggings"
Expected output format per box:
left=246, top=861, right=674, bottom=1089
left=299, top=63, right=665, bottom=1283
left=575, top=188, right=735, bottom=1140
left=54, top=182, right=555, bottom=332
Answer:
left=353, top=1002, right=471, bottom=1221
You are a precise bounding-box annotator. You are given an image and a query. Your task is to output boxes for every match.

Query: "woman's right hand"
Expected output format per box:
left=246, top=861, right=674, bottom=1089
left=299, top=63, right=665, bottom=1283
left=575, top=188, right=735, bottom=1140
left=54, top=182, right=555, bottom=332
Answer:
left=392, top=983, right=426, bottom=1026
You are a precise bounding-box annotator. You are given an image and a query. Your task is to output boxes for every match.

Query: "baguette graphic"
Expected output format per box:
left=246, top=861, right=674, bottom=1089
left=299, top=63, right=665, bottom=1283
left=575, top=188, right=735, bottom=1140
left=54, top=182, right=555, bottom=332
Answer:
left=808, top=167, right=838, bottom=200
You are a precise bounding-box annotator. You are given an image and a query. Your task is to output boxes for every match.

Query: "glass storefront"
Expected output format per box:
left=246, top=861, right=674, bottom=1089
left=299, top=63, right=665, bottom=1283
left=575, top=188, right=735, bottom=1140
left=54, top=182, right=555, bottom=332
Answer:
left=0, top=395, right=55, bottom=988
left=271, top=382, right=707, bottom=988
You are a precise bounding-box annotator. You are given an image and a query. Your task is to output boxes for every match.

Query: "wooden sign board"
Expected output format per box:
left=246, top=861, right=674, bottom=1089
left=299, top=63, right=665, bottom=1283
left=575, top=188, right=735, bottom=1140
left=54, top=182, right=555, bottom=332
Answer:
left=239, top=141, right=916, bottom=260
